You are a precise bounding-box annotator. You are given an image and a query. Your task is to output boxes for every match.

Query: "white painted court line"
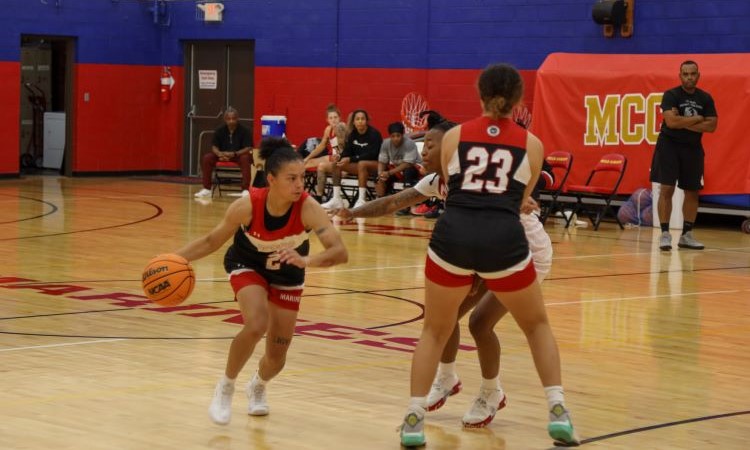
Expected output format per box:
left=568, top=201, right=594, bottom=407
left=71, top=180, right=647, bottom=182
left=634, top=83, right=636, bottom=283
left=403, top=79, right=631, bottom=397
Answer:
left=307, top=264, right=426, bottom=274
left=0, top=338, right=128, bottom=353
left=551, top=247, right=750, bottom=260
left=546, top=289, right=742, bottom=307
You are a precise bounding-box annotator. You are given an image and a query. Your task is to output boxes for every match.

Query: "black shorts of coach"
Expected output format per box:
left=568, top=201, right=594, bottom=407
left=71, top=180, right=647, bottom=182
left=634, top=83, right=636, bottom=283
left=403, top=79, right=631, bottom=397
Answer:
left=650, top=134, right=704, bottom=191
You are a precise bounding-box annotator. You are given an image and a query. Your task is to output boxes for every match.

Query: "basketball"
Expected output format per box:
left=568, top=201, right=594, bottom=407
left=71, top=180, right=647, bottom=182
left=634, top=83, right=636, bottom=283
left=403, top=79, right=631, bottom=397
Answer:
left=141, top=254, right=195, bottom=306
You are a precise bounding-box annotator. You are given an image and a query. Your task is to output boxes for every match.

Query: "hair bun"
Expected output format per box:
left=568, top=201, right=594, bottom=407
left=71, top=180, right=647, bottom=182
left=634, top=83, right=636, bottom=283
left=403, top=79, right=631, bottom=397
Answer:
left=259, top=136, right=292, bottom=160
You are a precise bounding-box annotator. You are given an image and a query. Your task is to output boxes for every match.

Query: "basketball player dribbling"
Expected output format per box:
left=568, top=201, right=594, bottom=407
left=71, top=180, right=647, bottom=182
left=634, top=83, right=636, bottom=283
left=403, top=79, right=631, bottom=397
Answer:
left=334, top=114, right=555, bottom=429
left=398, top=64, right=579, bottom=447
left=174, top=137, right=348, bottom=425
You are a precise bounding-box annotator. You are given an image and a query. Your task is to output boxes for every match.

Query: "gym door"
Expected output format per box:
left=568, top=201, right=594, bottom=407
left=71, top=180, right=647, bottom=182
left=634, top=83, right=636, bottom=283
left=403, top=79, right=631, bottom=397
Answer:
left=184, top=41, right=255, bottom=176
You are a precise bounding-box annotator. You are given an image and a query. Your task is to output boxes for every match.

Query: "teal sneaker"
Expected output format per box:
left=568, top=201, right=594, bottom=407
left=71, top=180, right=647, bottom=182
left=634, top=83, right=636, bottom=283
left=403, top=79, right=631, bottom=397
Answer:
left=548, top=403, right=580, bottom=447
left=400, top=411, right=425, bottom=447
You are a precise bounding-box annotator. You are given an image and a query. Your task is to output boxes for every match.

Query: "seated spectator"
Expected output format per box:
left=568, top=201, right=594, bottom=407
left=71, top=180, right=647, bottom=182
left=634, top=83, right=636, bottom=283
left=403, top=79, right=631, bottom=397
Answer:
left=313, top=122, right=348, bottom=201
left=320, top=109, right=382, bottom=209
left=194, top=107, right=254, bottom=198
left=302, top=104, right=342, bottom=169
left=356, top=122, right=420, bottom=208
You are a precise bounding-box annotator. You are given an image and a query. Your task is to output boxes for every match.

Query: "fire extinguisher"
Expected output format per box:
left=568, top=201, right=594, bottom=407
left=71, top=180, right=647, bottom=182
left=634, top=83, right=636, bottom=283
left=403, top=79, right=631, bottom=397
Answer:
left=160, top=66, right=175, bottom=103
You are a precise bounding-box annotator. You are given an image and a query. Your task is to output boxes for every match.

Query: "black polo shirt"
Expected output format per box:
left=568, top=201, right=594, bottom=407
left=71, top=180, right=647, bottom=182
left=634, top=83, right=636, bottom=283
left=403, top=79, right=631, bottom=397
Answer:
left=212, top=124, right=253, bottom=152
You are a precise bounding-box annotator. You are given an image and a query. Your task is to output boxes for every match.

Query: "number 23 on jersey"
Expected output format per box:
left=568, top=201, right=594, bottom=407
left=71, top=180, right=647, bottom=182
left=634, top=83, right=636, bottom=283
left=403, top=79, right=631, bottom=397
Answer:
left=461, top=146, right=514, bottom=194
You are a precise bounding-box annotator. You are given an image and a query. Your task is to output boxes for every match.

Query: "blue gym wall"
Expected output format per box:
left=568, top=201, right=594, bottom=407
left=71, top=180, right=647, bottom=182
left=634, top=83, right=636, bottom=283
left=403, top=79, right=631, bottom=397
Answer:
left=0, top=0, right=748, bottom=175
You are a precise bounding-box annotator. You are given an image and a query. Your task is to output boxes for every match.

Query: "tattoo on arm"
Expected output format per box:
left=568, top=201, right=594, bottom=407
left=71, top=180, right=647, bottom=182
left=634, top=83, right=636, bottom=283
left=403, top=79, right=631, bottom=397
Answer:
left=393, top=189, right=425, bottom=210
left=358, top=200, right=390, bottom=217
left=314, top=226, right=329, bottom=236
left=354, top=188, right=425, bottom=218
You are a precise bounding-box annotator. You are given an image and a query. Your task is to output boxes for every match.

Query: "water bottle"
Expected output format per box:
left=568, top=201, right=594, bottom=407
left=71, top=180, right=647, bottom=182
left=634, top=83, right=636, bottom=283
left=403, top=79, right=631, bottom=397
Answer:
left=329, top=135, right=339, bottom=161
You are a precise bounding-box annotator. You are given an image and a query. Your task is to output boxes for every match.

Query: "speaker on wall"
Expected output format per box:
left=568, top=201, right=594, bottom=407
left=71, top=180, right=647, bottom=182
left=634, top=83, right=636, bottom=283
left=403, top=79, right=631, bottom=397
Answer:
left=592, top=0, right=627, bottom=26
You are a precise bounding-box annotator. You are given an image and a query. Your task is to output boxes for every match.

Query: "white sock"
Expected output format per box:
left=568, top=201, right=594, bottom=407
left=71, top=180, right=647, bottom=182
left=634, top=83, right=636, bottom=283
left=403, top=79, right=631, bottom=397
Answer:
left=408, top=396, right=426, bottom=415
left=333, top=186, right=342, bottom=199
left=481, top=377, right=503, bottom=395
left=252, top=371, right=268, bottom=386
left=544, top=385, right=565, bottom=409
left=221, top=375, right=235, bottom=386
left=437, top=362, right=456, bottom=377
left=358, top=187, right=367, bottom=199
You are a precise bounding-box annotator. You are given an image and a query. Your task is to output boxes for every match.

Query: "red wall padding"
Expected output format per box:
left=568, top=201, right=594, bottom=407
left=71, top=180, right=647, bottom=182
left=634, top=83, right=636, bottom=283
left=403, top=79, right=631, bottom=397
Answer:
left=74, top=64, right=183, bottom=172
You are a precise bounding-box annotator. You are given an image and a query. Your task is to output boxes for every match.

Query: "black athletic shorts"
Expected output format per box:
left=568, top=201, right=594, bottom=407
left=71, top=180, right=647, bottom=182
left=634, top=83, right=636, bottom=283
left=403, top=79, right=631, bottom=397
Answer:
left=428, top=206, right=529, bottom=274
left=649, top=134, right=704, bottom=191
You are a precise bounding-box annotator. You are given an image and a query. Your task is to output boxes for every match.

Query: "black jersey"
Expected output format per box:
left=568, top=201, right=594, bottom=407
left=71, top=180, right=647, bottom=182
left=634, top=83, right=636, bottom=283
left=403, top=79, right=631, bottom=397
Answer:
left=224, top=188, right=310, bottom=286
left=445, top=116, right=531, bottom=215
left=659, top=86, right=717, bottom=146
left=340, top=126, right=383, bottom=162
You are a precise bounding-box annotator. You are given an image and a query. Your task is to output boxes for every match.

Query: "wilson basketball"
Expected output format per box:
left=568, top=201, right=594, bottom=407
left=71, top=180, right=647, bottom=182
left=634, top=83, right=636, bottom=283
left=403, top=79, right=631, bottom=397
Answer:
left=141, top=254, right=195, bottom=306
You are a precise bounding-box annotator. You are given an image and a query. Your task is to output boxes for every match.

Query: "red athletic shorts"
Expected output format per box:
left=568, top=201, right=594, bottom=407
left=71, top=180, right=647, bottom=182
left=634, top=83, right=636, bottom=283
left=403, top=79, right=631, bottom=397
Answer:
left=229, top=270, right=303, bottom=311
left=425, top=248, right=537, bottom=292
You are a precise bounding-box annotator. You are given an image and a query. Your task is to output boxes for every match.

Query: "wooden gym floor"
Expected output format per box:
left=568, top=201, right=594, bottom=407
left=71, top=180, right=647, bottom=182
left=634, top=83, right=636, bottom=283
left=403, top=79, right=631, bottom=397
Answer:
left=1, top=176, right=748, bottom=450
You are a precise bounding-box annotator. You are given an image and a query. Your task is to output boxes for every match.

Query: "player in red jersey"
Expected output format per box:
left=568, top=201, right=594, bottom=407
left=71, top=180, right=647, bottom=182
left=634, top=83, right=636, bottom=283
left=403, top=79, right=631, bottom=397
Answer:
left=335, top=117, right=554, bottom=429
left=399, top=64, right=579, bottom=447
left=175, top=137, right=348, bottom=426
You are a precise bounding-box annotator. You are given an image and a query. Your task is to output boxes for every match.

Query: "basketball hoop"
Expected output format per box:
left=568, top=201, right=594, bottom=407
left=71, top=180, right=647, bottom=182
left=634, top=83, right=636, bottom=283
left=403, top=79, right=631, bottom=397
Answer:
left=512, top=104, right=532, bottom=129
left=401, top=92, right=429, bottom=133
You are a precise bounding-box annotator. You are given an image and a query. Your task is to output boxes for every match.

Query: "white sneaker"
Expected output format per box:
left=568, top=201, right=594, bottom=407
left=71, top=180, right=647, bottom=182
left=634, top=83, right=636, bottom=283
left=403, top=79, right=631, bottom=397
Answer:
left=426, top=373, right=461, bottom=411
left=194, top=188, right=212, bottom=198
left=548, top=403, right=580, bottom=446
left=241, top=189, right=250, bottom=197
left=247, top=377, right=269, bottom=416
left=353, top=197, right=366, bottom=208
left=320, top=196, right=344, bottom=210
left=400, top=407, right=426, bottom=447
left=462, top=388, right=507, bottom=428
left=208, top=380, right=235, bottom=425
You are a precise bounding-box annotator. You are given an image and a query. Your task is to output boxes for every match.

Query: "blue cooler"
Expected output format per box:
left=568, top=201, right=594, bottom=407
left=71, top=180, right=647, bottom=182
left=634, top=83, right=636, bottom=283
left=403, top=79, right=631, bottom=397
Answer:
left=260, top=115, right=287, bottom=137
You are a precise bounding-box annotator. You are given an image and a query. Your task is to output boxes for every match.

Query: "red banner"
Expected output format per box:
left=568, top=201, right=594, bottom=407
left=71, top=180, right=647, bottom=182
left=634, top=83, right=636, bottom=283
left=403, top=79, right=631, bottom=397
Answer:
left=532, top=53, right=750, bottom=195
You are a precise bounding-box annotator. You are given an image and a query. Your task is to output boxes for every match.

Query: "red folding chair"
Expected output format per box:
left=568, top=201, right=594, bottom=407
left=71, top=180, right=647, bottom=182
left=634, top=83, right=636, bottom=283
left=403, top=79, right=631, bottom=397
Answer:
left=539, top=151, right=573, bottom=224
left=564, top=153, right=627, bottom=230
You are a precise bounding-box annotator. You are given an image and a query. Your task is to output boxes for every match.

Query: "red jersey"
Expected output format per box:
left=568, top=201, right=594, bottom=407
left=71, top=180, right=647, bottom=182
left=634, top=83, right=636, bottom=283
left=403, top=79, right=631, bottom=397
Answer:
left=327, top=126, right=340, bottom=160
left=445, top=116, right=530, bottom=214
left=223, top=188, right=310, bottom=286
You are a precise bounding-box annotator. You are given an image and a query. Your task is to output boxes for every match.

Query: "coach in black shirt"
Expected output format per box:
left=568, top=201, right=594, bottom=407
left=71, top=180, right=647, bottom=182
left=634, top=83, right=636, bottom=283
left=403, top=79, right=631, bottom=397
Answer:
left=650, top=60, right=717, bottom=251
left=195, top=107, right=254, bottom=198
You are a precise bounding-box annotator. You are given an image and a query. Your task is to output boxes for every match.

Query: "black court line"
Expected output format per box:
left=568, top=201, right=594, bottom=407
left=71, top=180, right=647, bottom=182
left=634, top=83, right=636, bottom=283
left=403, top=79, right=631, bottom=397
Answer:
left=0, top=200, right=163, bottom=241
left=0, top=284, right=425, bottom=338
left=0, top=330, right=234, bottom=339
left=0, top=195, right=58, bottom=224
left=570, top=410, right=750, bottom=447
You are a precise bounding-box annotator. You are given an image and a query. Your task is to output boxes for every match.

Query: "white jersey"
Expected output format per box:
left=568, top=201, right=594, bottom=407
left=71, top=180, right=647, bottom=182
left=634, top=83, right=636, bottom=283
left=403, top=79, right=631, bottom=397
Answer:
left=415, top=173, right=552, bottom=281
left=414, top=173, right=447, bottom=200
